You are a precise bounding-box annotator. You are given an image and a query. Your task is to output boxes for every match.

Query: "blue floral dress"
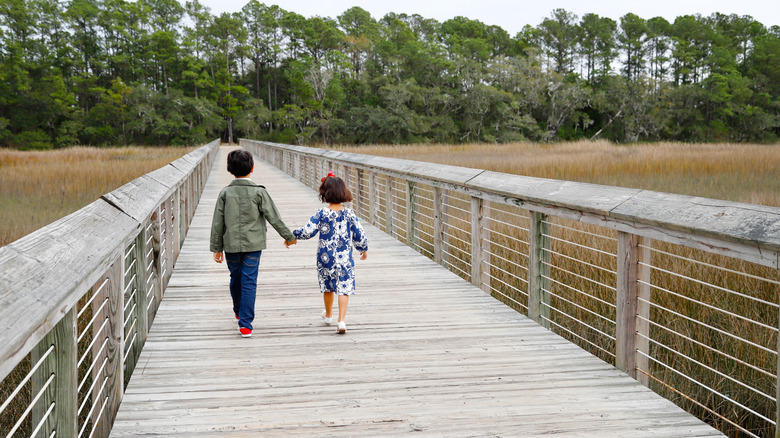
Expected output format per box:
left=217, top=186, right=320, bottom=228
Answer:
left=293, top=207, right=369, bottom=295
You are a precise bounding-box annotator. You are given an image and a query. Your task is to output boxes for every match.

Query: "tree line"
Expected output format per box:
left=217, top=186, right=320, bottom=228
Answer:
left=1, top=0, right=779, bottom=148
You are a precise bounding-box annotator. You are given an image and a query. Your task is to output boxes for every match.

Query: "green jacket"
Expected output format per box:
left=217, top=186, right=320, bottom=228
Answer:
left=210, top=179, right=295, bottom=253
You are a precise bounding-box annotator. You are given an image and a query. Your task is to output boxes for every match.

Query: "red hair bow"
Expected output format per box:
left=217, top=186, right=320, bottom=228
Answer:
left=321, top=171, right=335, bottom=182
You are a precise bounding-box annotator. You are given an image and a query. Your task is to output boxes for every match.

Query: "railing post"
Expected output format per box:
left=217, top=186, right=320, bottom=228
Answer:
left=369, top=172, right=377, bottom=226
left=32, top=307, right=77, bottom=438
left=355, top=169, right=363, bottom=217
left=406, top=180, right=415, bottom=246
left=433, top=187, right=443, bottom=264
left=637, top=237, right=651, bottom=386
left=471, top=197, right=483, bottom=287
left=173, top=187, right=182, bottom=256
left=90, top=262, right=124, bottom=437
left=616, top=231, right=640, bottom=379
left=150, top=208, right=163, bottom=312
left=386, top=176, right=394, bottom=237
left=125, top=232, right=150, bottom=379
left=528, top=211, right=550, bottom=328
left=482, top=200, right=492, bottom=294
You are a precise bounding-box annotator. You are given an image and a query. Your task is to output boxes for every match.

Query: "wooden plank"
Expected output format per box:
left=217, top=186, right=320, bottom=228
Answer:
left=611, top=190, right=780, bottom=250
left=112, top=149, right=723, bottom=437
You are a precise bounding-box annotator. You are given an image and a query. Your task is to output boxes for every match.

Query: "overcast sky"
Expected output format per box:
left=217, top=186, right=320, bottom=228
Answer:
left=196, top=0, right=780, bottom=36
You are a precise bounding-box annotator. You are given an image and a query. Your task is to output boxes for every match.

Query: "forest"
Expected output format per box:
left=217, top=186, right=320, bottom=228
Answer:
left=1, top=0, right=779, bottom=148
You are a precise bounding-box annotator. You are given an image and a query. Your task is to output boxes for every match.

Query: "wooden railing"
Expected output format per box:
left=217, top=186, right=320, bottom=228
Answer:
left=0, top=140, right=219, bottom=438
left=242, top=139, right=780, bottom=437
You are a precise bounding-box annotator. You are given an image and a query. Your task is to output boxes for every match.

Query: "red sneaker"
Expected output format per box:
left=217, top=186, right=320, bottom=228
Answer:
left=239, top=327, right=252, bottom=337
left=235, top=314, right=239, bottom=320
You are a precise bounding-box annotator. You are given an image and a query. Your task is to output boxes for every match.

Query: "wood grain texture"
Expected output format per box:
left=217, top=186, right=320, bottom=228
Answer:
left=112, top=146, right=723, bottom=437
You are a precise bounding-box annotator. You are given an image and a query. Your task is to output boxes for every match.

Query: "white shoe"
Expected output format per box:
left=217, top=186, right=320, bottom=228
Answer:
left=321, top=311, right=332, bottom=325
left=337, top=321, right=346, bottom=334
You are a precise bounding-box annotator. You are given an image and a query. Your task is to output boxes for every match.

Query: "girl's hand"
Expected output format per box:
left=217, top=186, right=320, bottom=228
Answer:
left=360, top=252, right=367, bottom=260
left=284, top=238, right=297, bottom=248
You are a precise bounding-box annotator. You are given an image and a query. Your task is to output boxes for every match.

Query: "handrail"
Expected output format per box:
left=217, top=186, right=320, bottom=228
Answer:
left=0, top=139, right=219, bottom=437
left=242, top=138, right=780, bottom=437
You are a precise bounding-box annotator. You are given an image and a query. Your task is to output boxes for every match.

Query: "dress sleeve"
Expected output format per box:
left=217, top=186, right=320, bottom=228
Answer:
left=293, top=209, right=321, bottom=240
left=349, top=212, right=368, bottom=252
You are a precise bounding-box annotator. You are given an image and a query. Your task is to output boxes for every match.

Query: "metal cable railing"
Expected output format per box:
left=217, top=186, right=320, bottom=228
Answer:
left=243, top=138, right=780, bottom=437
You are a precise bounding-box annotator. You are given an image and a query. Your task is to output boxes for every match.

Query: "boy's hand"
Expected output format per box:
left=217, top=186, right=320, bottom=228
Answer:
left=213, top=252, right=223, bottom=263
left=360, top=251, right=367, bottom=260
left=284, top=238, right=297, bottom=248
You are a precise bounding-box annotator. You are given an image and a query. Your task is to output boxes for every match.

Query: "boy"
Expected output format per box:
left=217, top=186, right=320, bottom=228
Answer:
left=210, top=149, right=297, bottom=337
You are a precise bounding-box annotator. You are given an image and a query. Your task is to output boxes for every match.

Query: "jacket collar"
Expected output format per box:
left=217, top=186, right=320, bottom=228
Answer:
left=229, top=179, right=258, bottom=186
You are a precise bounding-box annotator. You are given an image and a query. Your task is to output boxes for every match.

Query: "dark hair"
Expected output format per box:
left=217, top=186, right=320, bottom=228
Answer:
left=319, top=176, right=353, bottom=204
left=227, top=150, right=253, bottom=177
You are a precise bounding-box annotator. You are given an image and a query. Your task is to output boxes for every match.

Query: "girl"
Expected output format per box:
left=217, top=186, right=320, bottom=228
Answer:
left=289, top=172, right=368, bottom=334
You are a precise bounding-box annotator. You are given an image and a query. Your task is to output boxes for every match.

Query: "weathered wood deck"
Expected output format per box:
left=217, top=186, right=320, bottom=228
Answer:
left=110, top=146, right=723, bottom=437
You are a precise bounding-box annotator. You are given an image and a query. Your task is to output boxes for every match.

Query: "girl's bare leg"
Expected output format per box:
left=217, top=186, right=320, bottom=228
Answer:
left=338, top=295, right=349, bottom=322
left=323, top=292, right=334, bottom=318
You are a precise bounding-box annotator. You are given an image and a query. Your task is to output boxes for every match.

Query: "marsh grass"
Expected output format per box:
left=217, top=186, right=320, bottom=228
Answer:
left=339, top=141, right=780, bottom=437
left=0, top=146, right=192, bottom=246
left=335, top=141, right=780, bottom=207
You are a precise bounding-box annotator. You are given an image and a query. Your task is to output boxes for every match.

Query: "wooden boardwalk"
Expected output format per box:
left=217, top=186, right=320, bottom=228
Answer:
left=111, top=146, right=723, bottom=437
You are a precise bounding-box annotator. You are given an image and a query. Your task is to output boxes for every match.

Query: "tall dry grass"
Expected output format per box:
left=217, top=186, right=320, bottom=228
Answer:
left=0, top=146, right=193, bottom=246
left=335, top=140, right=780, bottom=207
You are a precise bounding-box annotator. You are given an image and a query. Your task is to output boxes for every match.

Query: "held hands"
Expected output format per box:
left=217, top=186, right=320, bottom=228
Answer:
left=360, top=251, right=368, bottom=260
left=213, top=251, right=223, bottom=263
left=284, top=238, right=298, bottom=248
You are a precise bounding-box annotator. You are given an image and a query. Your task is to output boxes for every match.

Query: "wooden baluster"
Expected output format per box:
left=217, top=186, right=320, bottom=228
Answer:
left=125, top=233, right=150, bottom=380
left=433, top=187, right=443, bottom=264
left=528, top=211, right=550, bottom=329
left=482, top=200, right=492, bottom=294
left=355, top=169, right=363, bottom=217
left=31, top=308, right=77, bottom=438
left=385, top=176, right=394, bottom=238
left=616, top=231, right=640, bottom=379
left=90, top=262, right=123, bottom=437
left=369, top=172, right=377, bottom=226
left=440, top=188, right=450, bottom=268
left=637, top=237, right=651, bottom=386
left=150, top=208, right=162, bottom=315
left=406, top=181, right=415, bottom=246
left=471, top=197, right=483, bottom=287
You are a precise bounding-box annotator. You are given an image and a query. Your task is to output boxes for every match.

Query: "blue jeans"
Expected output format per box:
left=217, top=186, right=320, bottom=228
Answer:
left=225, top=251, right=262, bottom=330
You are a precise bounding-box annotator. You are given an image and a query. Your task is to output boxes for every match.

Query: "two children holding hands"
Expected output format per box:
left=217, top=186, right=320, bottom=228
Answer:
left=210, top=150, right=367, bottom=337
